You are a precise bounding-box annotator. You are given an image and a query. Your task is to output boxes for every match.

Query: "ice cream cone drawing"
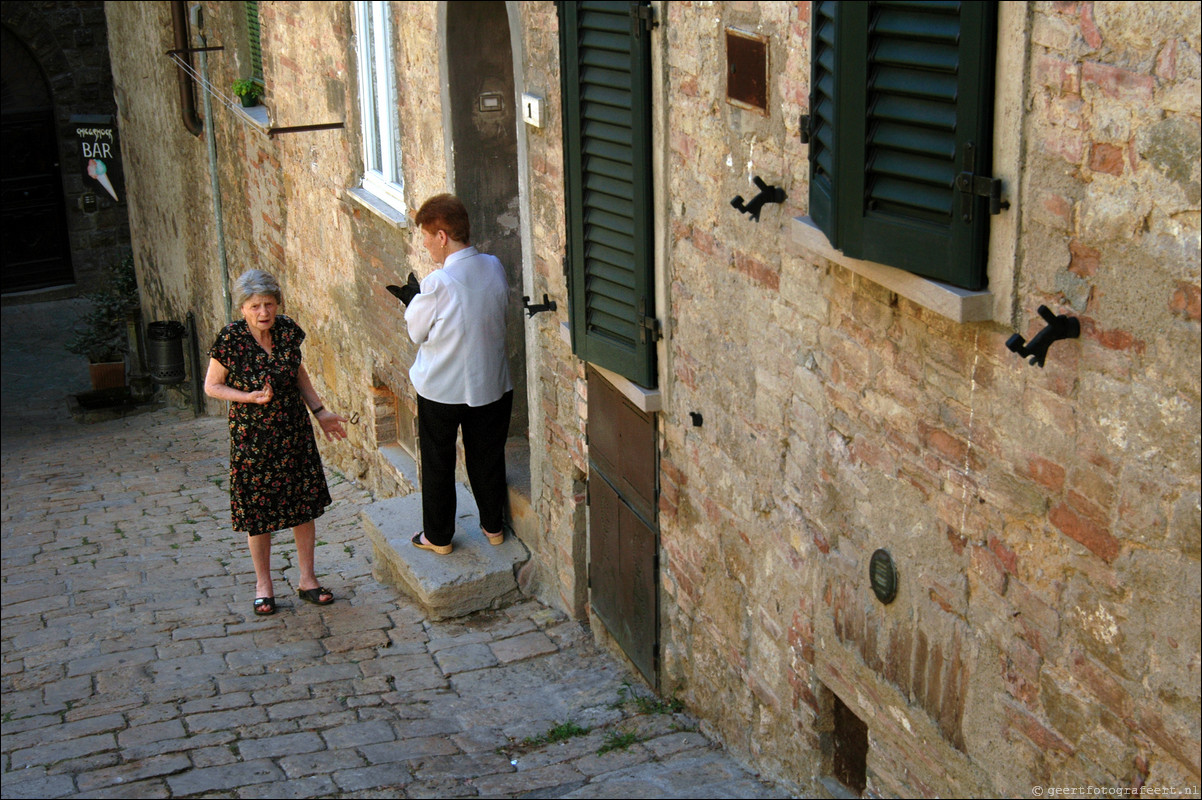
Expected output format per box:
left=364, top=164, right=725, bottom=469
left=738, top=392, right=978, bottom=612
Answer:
left=88, top=158, right=119, bottom=202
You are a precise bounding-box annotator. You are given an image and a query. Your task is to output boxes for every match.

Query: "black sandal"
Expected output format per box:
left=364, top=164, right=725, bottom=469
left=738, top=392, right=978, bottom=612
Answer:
left=298, top=586, right=334, bottom=605
left=253, top=597, right=276, bottom=616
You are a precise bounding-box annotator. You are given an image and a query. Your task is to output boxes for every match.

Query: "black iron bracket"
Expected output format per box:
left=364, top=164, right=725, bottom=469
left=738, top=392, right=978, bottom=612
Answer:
left=163, top=45, right=343, bottom=139
left=165, top=46, right=226, bottom=55
left=956, top=142, right=1009, bottom=222
left=731, top=176, right=787, bottom=222
left=1006, top=305, right=1080, bottom=368
left=267, top=122, right=345, bottom=138
left=638, top=297, right=661, bottom=342
left=523, top=294, right=557, bottom=318
left=632, top=5, right=658, bottom=34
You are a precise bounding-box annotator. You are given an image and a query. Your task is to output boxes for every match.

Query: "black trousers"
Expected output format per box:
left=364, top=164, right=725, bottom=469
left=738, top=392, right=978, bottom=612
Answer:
left=417, top=390, right=512, bottom=546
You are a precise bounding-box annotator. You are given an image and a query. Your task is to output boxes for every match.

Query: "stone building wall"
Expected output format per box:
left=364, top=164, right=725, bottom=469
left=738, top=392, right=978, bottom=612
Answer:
left=109, top=0, right=432, bottom=489
left=104, top=1, right=1199, bottom=796
left=106, top=2, right=224, bottom=350
left=653, top=1, right=1200, bottom=796
left=514, top=2, right=591, bottom=619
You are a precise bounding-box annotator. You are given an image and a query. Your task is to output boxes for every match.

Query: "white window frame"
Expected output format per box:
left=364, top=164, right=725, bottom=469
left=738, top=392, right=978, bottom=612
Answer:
left=354, top=0, right=405, bottom=213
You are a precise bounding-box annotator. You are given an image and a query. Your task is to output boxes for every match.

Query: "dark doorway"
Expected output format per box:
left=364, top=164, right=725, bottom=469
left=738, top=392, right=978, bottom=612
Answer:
left=446, top=2, right=527, bottom=441
left=833, top=691, right=869, bottom=794
left=1, top=27, right=74, bottom=294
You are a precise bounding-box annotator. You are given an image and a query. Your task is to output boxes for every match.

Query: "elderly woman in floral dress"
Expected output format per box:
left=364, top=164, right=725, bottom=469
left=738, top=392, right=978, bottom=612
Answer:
left=204, top=269, right=347, bottom=616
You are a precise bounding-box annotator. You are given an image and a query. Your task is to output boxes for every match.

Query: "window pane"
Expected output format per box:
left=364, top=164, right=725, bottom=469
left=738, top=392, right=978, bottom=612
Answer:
left=355, top=0, right=403, bottom=210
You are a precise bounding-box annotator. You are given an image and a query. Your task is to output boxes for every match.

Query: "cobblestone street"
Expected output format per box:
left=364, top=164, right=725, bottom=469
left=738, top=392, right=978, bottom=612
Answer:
left=0, top=300, right=791, bottom=799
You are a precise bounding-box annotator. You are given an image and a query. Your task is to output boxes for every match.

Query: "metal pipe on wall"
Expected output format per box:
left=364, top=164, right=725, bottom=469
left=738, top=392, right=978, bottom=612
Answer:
left=171, top=0, right=203, bottom=137
left=190, top=3, right=232, bottom=322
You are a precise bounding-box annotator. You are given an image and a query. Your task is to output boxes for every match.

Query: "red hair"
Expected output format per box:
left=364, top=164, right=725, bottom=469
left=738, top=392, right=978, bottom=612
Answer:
left=415, top=194, right=471, bottom=244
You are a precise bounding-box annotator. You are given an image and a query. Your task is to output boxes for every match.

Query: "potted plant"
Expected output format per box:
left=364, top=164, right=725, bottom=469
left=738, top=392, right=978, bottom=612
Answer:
left=232, top=78, right=264, bottom=107
left=67, top=253, right=141, bottom=390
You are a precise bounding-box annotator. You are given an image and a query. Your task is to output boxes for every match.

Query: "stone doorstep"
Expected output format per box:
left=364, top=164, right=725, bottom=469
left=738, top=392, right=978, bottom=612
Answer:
left=377, top=438, right=536, bottom=545
left=503, top=439, right=538, bottom=546
left=361, top=486, right=530, bottom=621
left=66, top=390, right=164, bottom=424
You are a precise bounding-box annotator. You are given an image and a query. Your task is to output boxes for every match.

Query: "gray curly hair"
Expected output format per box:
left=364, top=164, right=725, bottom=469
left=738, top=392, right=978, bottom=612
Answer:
left=232, top=269, right=283, bottom=310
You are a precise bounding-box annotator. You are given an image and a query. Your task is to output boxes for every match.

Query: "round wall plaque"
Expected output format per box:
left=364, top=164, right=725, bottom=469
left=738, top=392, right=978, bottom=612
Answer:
left=869, top=548, right=898, bottom=604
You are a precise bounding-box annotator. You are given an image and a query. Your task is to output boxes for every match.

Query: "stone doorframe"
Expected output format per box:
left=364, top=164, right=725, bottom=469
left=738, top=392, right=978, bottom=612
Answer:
left=435, top=1, right=561, bottom=600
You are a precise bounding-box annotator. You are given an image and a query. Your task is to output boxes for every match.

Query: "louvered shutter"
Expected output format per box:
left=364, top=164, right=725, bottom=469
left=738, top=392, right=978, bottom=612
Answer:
left=561, top=1, right=657, bottom=388
left=245, top=1, right=264, bottom=83
left=809, top=1, right=996, bottom=290
left=808, top=0, right=844, bottom=248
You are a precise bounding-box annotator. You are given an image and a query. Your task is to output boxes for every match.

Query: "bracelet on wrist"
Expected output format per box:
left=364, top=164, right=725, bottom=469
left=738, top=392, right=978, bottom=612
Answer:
left=311, top=405, right=324, bottom=416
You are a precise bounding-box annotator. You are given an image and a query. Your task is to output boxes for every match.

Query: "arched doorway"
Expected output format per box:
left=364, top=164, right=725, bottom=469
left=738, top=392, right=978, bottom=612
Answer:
left=1, top=25, right=74, bottom=293
left=445, top=1, right=527, bottom=442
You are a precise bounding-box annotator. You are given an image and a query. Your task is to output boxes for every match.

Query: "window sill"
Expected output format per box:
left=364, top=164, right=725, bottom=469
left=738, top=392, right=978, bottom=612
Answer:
left=791, top=216, right=993, bottom=323
left=232, top=103, right=269, bottom=132
left=558, top=324, right=661, bottom=414
left=591, top=362, right=662, bottom=414
left=347, top=188, right=409, bottom=229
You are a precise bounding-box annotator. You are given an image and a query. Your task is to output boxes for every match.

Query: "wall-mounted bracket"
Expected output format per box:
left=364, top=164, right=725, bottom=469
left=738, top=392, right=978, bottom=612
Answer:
left=523, top=294, right=557, bottom=318
left=1006, top=305, right=1080, bottom=368
left=164, top=45, right=226, bottom=55
left=267, top=122, right=345, bottom=138
left=631, top=5, right=657, bottom=34
left=638, top=297, right=661, bottom=342
left=731, top=176, right=787, bottom=222
left=957, top=142, right=1009, bottom=221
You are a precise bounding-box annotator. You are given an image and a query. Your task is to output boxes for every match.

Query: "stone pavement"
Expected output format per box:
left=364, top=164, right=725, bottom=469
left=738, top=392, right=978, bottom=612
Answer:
left=0, top=299, right=793, bottom=799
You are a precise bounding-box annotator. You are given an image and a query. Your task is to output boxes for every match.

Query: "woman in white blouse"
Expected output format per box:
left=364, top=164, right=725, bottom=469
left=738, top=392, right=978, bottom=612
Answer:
left=404, top=194, right=513, bottom=555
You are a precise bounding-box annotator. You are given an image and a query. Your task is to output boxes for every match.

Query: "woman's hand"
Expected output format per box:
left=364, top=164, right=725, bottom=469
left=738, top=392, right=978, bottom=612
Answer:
left=205, top=358, right=273, bottom=406
left=314, top=409, right=348, bottom=442
left=246, top=380, right=273, bottom=405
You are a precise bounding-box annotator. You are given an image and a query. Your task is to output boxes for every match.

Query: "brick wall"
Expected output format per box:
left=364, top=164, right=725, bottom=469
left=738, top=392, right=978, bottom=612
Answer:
left=654, top=1, right=1200, bottom=795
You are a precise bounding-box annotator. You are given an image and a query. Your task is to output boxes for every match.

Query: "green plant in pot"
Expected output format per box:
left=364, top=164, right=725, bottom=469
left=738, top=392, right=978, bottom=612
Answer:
left=67, top=253, right=140, bottom=390
left=232, top=78, right=264, bottom=107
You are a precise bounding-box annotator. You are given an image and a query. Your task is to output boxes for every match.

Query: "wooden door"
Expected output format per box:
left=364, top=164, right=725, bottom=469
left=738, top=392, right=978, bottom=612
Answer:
left=587, top=366, right=657, bottom=685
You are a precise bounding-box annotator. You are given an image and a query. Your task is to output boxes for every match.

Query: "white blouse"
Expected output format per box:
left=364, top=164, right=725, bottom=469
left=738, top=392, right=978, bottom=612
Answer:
left=404, top=246, right=513, bottom=407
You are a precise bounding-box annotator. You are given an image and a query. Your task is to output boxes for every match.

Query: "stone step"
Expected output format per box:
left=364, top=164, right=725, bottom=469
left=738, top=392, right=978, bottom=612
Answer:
left=361, top=484, right=530, bottom=620
left=504, top=439, right=539, bottom=549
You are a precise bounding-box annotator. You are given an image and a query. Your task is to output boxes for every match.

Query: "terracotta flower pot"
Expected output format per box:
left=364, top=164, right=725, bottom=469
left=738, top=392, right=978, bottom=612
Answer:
left=89, top=360, right=125, bottom=391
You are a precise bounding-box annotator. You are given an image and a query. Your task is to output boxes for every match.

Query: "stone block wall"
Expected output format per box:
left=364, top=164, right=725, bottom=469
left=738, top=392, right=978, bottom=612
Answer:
left=110, top=0, right=437, bottom=490
left=653, top=1, right=1200, bottom=796
left=515, top=3, right=592, bottom=620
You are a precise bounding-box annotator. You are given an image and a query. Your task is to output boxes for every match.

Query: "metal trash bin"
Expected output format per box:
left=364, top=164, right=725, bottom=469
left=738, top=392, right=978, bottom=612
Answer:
left=147, top=320, right=186, bottom=385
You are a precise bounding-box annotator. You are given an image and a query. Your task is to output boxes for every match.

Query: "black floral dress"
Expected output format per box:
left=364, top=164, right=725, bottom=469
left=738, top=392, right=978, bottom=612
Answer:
left=208, top=315, right=331, bottom=536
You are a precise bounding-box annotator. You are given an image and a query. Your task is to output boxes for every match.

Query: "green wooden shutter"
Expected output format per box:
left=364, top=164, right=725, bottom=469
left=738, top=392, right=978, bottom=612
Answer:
left=808, top=0, right=841, bottom=246
left=809, top=1, right=996, bottom=291
left=245, top=1, right=264, bottom=83
left=561, top=0, right=656, bottom=387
